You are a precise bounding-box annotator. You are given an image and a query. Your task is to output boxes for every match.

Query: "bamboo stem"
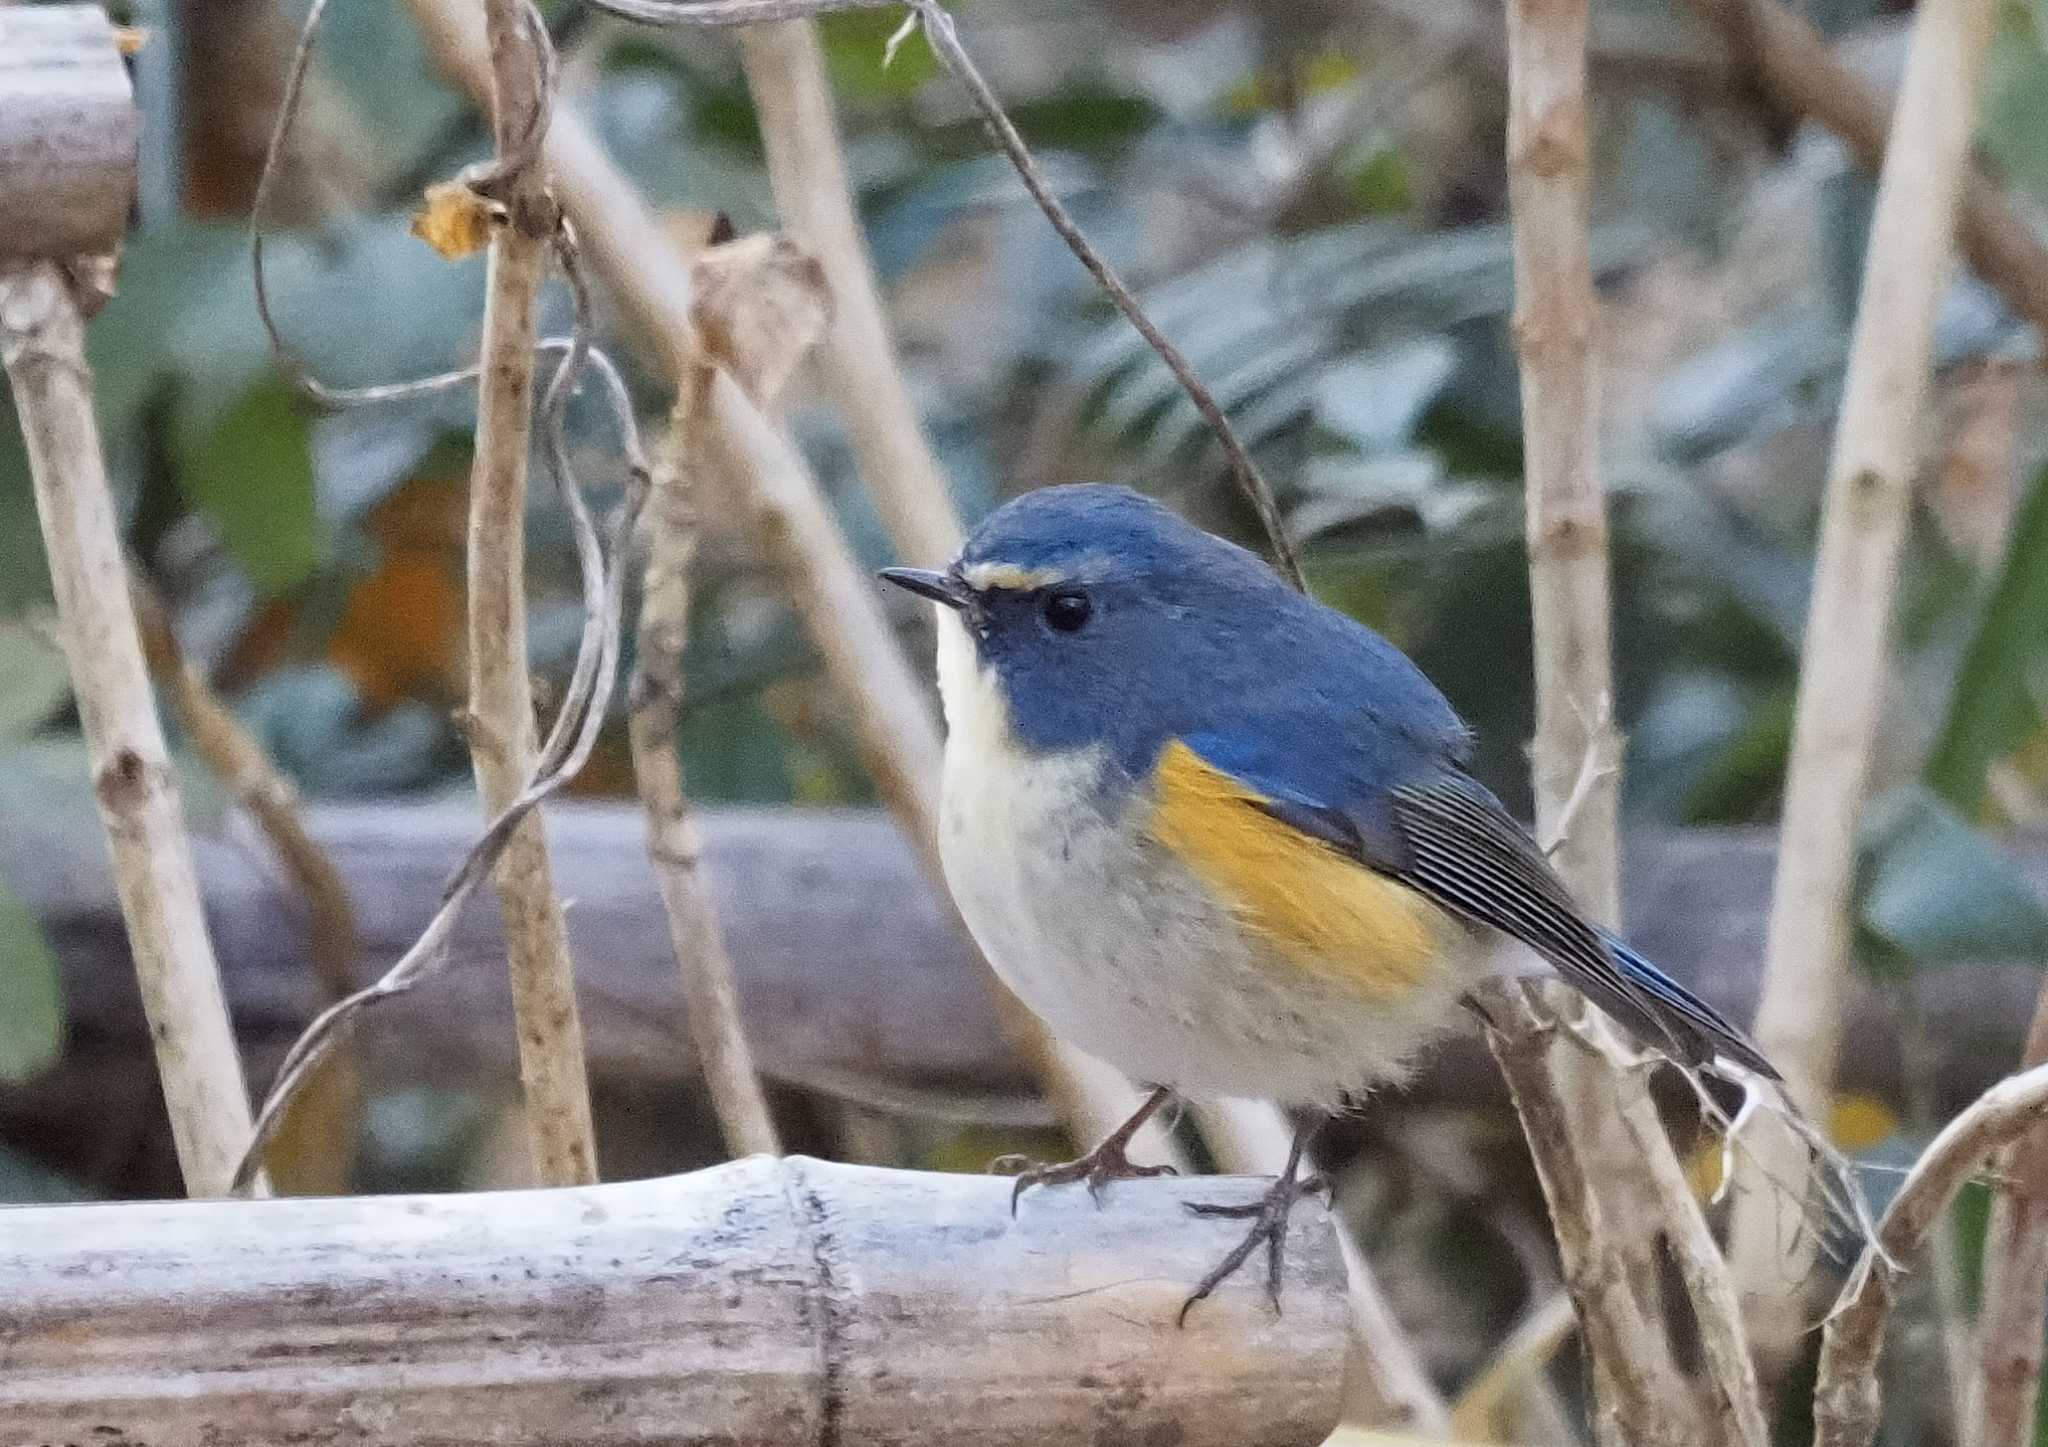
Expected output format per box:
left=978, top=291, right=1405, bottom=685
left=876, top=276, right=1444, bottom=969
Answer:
left=1729, top=0, right=1999, bottom=1362
left=0, top=1158, right=1349, bottom=1447
left=464, top=0, right=598, bottom=1188
left=1500, top=0, right=1765, bottom=1433
left=0, top=262, right=255, bottom=1198
left=628, top=385, right=781, bottom=1160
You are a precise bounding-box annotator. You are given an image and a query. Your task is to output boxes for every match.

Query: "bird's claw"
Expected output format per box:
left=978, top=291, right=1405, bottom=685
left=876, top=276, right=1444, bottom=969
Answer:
left=991, top=1143, right=1178, bottom=1217
left=1177, top=1170, right=1328, bottom=1326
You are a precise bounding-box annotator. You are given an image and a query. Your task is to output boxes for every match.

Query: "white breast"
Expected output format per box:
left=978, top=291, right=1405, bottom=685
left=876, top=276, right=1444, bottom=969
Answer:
left=929, top=610, right=1476, bottom=1106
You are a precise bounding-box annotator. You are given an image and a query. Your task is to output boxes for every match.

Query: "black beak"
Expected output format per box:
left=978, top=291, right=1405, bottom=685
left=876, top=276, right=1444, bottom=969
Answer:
left=880, top=567, right=968, bottom=611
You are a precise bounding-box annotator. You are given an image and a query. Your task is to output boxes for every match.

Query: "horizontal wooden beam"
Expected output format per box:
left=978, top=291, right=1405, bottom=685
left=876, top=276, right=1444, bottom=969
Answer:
left=0, top=1157, right=1346, bottom=1446
left=6, top=802, right=2044, bottom=1126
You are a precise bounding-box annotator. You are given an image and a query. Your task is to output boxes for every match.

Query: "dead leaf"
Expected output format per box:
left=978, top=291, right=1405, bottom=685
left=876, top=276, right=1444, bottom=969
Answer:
left=689, top=232, right=832, bottom=412
left=411, top=180, right=497, bottom=260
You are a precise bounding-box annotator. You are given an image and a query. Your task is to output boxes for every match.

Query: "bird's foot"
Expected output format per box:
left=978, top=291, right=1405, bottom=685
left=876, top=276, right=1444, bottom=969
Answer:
left=1177, top=1168, right=1330, bottom=1325
left=991, top=1139, right=1178, bottom=1215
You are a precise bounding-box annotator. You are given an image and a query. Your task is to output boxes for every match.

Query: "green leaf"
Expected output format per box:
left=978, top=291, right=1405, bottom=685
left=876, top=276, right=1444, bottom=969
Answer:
left=0, top=875, right=62, bottom=1085
left=1859, top=783, right=2048, bottom=963
left=0, top=627, right=70, bottom=741
left=173, top=380, right=321, bottom=594
left=1926, top=462, right=2048, bottom=813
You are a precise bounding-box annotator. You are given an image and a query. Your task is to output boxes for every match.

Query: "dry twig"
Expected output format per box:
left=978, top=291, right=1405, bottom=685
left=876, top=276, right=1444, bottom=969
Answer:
left=134, top=581, right=362, bottom=1194
left=623, top=231, right=836, bottom=1160
left=1495, top=0, right=1767, bottom=1433
left=1815, top=1061, right=2048, bottom=1447
left=1974, top=986, right=2048, bottom=1447
left=462, top=0, right=600, bottom=1189
left=0, top=264, right=256, bottom=1198
left=237, top=0, right=651, bottom=1185
left=1728, top=0, right=2000, bottom=1364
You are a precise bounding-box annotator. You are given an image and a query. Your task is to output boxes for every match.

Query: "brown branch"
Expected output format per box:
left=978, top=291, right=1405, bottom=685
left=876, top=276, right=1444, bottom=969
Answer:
left=0, top=264, right=256, bottom=1199
left=133, top=582, right=362, bottom=1195
left=623, top=228, right=838, bottom=1162
left=1729, top=0, right=2001, bottom=1367
left=0, top=1159, right=1350, bottom=1447
left=1975, top=985, right=2048, bottom=1447
left=1499, top=0, right=1765, bottom=1433
left=464, top=0, right=599, bottom=1188
left=628, top=418, right=779, bottom=1155
left=1815, top=1062, right=2048, bottom=1447
left=1682, top=0, right=2048, bottom=341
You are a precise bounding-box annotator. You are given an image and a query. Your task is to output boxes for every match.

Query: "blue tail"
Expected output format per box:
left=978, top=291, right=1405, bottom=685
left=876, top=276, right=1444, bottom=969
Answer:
left=1597, top=929, right=1780, bottom=1079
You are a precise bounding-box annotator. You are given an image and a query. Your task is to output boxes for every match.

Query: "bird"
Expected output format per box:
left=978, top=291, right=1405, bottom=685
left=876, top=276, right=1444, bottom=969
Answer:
left=880, top=483, right=1778, bottom=1316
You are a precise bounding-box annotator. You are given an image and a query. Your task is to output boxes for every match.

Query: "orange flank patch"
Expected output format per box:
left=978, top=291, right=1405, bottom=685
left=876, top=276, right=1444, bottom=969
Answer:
left=1147, top=740, right=1445, bottom=999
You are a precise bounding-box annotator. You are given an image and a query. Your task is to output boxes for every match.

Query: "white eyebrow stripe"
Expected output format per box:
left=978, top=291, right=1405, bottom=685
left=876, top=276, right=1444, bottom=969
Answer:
left=960, top=555, right=1114, bottom=591
left=960, top=562, right=1067, bottom=591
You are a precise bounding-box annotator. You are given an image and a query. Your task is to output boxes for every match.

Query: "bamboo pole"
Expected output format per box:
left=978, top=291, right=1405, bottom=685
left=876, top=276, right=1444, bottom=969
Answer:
left=0, top=1158, right=1349, bottom=1447
left=1728, top=0, right=2000, bottom=1365
left=462, top=0, right=599, bottom=1187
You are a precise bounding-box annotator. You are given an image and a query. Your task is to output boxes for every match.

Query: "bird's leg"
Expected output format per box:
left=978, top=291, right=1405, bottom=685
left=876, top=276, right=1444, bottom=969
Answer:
left=1177, top=1124, right=1327, bottom=1324
left=993, top=1085, right=1178, bottom=1215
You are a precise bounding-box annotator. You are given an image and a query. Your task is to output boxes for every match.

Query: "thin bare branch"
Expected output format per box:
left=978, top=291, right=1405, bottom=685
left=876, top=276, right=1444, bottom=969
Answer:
left=631, top=389, right=781, bottom=1159
left=1729, top=0, right=2000, bottom=1366
left=133, top=577, right=362, bottom=1195
left=1975, top=985, right=2048, bottom=1447
left=0, top=263, right=257, bottom=1199
left=458, top=0, right=601, bottom=1189
left=1498, top=0, right=1768, bottom=1429
left=1816, top=1062, right=2048, bottom=1447
left=904, top=2, right=1305, bottom=592
left=621, top=231, right=834, bottom=1161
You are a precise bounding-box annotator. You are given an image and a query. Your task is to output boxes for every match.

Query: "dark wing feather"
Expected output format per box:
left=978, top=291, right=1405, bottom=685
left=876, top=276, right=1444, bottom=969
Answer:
left=1384, top=773, right=1777, bottom=1078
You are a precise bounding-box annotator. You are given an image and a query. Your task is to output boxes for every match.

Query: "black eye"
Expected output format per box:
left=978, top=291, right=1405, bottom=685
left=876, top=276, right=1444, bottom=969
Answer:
left=1042, top=589, right=1093, bottom=633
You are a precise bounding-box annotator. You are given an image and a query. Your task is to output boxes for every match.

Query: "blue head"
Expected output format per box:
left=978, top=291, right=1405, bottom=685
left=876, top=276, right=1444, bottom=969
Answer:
left=882, top=485, right=1468, bottom=789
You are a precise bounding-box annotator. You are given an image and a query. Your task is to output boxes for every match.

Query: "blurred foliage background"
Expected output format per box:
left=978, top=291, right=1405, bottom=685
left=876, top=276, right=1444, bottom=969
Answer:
left=2, top=0, right=2048, bottom=1437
